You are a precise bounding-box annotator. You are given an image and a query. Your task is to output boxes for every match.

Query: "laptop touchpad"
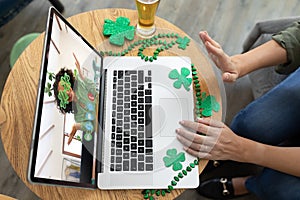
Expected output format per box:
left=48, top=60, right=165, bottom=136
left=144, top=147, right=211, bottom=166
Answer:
left=158, top=98, right=189, bottom=137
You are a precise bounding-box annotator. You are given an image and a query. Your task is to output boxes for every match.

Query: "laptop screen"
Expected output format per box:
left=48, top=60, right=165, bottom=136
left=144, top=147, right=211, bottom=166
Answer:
left=29, top=7, right=102, bottom=188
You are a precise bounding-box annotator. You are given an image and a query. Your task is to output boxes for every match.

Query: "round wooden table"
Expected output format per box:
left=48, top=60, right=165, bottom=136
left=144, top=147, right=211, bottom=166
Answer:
left=0, top=9, right=222, bottom=200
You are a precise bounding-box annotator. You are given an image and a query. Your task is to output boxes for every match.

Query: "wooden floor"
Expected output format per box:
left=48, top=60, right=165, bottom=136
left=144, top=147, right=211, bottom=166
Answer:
left=0, top=0, right=300, bottom=199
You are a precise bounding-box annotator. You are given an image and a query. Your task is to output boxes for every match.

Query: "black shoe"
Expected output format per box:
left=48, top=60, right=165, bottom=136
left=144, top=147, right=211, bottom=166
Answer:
left=196, top=177, right=235, bottom=199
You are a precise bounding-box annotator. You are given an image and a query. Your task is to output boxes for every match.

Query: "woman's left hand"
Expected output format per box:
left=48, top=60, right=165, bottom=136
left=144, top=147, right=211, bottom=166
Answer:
left=176, top=118, right=244, bottom=161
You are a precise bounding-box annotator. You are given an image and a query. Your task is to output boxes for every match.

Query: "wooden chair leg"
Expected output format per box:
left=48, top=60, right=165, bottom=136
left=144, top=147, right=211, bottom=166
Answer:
left=48, top=0, right=64, bottom=13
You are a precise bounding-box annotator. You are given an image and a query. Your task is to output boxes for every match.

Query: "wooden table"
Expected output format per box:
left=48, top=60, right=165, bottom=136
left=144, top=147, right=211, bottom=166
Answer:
left=0, top=9, right=222, bottom=200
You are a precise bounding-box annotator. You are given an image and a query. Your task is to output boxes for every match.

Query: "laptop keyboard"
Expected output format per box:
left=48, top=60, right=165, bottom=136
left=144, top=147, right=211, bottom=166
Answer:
left=110, top=70, right=153, bottom=172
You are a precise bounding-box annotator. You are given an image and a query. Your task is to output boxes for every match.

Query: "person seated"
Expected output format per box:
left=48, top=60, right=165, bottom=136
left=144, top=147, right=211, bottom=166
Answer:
left=176, top=21, right=300, bottom=199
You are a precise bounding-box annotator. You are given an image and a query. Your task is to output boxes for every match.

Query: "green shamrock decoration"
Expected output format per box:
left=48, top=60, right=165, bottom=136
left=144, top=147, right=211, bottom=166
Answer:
left=103, top=17, right=135, bottom=46
left=168, top=67, right=192, bottom=91
left=45, top=71, right=55, bottom=97
left=163, top=148, right=186, bottom=171
left=200, top=92, right=221, bottom=117
left=176, top=36, right=190, bottom=50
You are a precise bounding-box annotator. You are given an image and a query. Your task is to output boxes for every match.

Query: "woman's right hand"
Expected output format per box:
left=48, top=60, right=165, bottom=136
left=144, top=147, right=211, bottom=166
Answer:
left=199, top=31, right=240, bottom=82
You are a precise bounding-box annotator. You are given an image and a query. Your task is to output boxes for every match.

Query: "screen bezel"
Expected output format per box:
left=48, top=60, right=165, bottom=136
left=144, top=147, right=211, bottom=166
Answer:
left=28, top=6, right=103, bottom=189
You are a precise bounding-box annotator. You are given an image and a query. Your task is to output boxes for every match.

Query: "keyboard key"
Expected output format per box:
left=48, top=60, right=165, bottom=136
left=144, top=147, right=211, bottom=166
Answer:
left=146, top=149, right=153, bottom=155
left=131, top=159, right=137, bottom=171
left=124, top=137, right=130, bottom=144
left=111, top=149, right=115, bottom=155
left=117, top=120, right=122, bottom=126
left=123, top=160, right=130, bottom=171
left=138, top=118, right=144, bottom=124
left=131, top=151, right=137, bottom=157
left=117, top=106, right=123, bottom=112
left=124, top=96, right=130, bottom=102
left=138, top=85, right=144, bottom=90
left=138, top=147, right=144, bottom=153
left=124, top=131, right=130, bottom=136
left=117, top=100, right=123, bottom=105
left=138, top=105, right=144, bottom=110
left=116, top=164, right=122, bottom=171
left=110, top=156, right=115, bottom=163
left=117, top=113, right=123, bottom=119
left=116, top=157, right=122, bottom=163
left=145, top=105, right=153, bottom=138
left=138, top=91, right=144, bottom=96
left=116, top=149, right=122, bottom=155
left=123, top=153, right=129, bottom=159
left=131, top=115, right=137, bottom=120
left=123, top=145, right=130, bottom=151
left=138, top=125, right=144, bottom=131
left=111, top=133, right=115, bottom=140
left=146, top=164, right=153, bottom=171
left=146, top=156, right=153, bottom=163
left=116, top=127, right=122, bottom=133
left=124, top=90, right=130, bottom=95
left=124, top=110, right=130, bottom=115
left=124, top=117, right=130, bottom=123
left=131, top=82, right=137, bottom=88
left=131, top=136, right=137, bottom=142
left=138, top=154, right=144, bottom=161
left=110, top=164, right=115, bottom=171
left=138, top=162, right=144, bottom=171
left=138, top=140, right=144, bottom=146
left=118, top=71, right=124, bottom=79
left=138, top=98, right=144, bottom=103
left=132, top=75, right=137, bottom=81
left=125, top=83, right=130, bottom=88
left=131, top=143, right=137, bottom=150
left=138, top=132, right=144, bottom=138
left=117, top=87, right=123, bottom=92
left=131, top=101, right=137, bottom=107
left=131, top=95, right=137, bottom=100
left=116, top=134, right=122, bottom=140
left=138, top=71, right=144, bottom=84
left=145, top=96, right=152, bottom=103
left=131, top=122, right=137, bottom=128
left=145, top=90, right=152, bottom=95
left=116, top=142, right=122, bottom=148
left=145, top=139, right=153, bottom=147
left=131, top=129, right=137, bottom=135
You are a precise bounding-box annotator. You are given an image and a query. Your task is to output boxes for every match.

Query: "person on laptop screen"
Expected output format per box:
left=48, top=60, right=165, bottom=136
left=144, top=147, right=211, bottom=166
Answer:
left=52, top=53, right=99, bottom=145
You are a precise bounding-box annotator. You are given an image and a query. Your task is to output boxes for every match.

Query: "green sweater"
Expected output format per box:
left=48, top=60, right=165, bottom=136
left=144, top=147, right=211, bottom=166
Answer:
left=74, top=74, right=98, bottom=133
left=272, top=21, right=300, bottom=74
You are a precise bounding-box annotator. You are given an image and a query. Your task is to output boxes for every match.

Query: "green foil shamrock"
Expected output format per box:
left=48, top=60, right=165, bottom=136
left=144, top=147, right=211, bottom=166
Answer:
left=103, top=17, right=135, bottom=46
left=168, top=67, right=192, bottom=91
left=176, top=36, right=190, bottom=50
left=200, top=92, right=221, bottom=117
left=163, top=148, right=186, bottom=171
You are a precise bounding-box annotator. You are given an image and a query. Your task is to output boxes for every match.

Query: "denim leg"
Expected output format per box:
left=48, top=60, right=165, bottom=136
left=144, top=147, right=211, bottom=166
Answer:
left=230, top=67, right=300, bottom=145
left=230, top=68, right=300, bottom=199
left=245, top=168, right=300, bottom=200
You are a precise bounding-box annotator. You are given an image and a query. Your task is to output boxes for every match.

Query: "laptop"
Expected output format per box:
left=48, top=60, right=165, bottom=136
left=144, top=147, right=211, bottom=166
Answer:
left=28, top=7, right=199, bottom=190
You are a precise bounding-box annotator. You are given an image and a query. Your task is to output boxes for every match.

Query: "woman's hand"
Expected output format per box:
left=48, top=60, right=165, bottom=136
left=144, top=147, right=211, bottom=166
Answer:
left=199, top=31, right=240, bottom=82
left=176, top=118, right=245, bottom=162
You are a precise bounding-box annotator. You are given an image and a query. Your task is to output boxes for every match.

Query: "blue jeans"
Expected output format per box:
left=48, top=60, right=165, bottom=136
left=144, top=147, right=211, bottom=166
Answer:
left=230, top=67, right=300, bottom=200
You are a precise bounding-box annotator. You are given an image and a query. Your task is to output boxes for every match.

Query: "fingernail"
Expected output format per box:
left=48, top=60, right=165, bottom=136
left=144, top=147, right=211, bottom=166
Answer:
left=175, top=128, right=180, bottom=133
left=179, top=120, right=184, bottom=125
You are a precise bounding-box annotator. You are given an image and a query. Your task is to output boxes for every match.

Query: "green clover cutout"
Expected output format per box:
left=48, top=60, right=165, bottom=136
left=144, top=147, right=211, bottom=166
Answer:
left=176, top=36, right=190, bottom=50
left=169, top=67, right=192, bottom=91
left=200, top=92, right=221, bottom=117
left=163, top=148, right=186, bottom=171
left=103, top=17, right=135, bottom=46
